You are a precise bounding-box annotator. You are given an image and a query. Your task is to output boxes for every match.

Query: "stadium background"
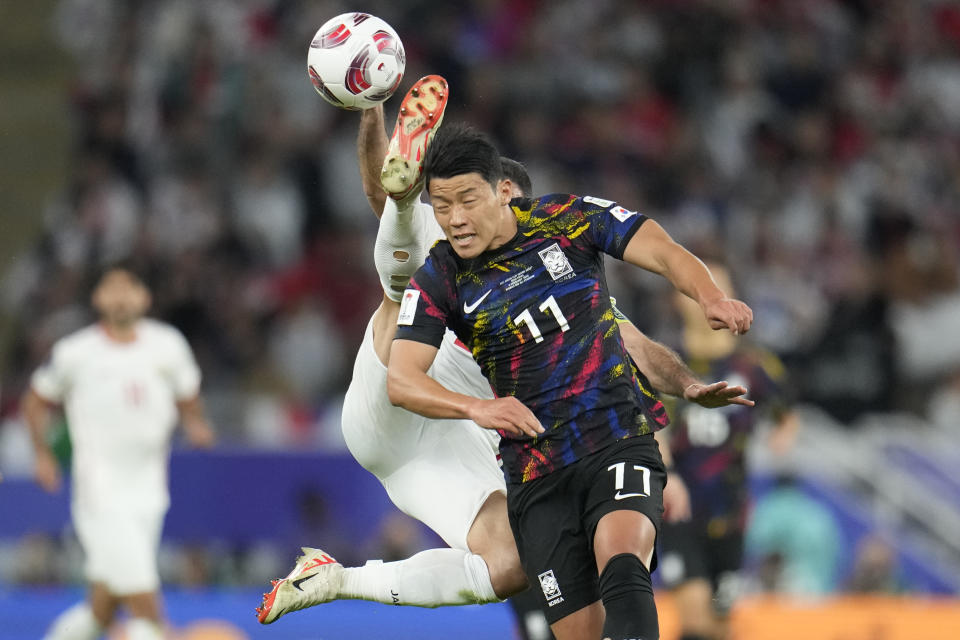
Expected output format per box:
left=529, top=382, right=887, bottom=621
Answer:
left=2, top=0, right=960, bottom=637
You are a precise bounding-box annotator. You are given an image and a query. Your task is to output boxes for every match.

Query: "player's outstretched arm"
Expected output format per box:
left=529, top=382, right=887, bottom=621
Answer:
left=621, top=220, right=753, bottom=335
left=358, top=104, right=389, bottom=218
left=619, top=321, right=754, bottom=408
left=21, top=389, right=62, bottom=493
left=619, top=321, right=697, bottom=396
left=387, top=339, right=544, bottom=438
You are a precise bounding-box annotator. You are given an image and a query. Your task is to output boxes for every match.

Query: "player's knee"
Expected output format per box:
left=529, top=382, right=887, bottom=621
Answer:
left=594, top=511, right=657, bottom=569
left=599, top=553, right=653, bottom=601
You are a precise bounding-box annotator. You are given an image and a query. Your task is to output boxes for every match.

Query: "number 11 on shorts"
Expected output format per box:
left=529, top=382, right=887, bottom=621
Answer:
left=608, top=462, right=651, bottom=500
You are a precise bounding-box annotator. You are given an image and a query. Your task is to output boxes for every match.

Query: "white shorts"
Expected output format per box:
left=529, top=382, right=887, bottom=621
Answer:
left=341, top=319, right=505, bottom=551
left=73, top=504, right=165, bottom=595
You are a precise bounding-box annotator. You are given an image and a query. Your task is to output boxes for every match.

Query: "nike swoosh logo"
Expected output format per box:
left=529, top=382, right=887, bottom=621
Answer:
left=290, top=554, right=337, bottom=591
left=614, top=491, right=647, bottom=500
left=291, top=574, right=317, bottom=591
left=463, top=290, right=492, bottom=313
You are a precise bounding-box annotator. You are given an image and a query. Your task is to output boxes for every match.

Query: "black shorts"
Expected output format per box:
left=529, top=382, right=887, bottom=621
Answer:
left=506, top=435, right=666, bottom=624
left=658, top=519, right=744, bottom=614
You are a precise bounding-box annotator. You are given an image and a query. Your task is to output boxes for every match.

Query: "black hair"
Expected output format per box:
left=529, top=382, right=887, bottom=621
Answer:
left=96, top=259, right=150, bottom=288
left=500, top=157, right=532, bottom=197
left=423, top=123, right=503, bottom=190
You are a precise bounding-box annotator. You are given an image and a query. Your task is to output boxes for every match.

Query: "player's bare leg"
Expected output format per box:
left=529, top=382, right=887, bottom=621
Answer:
left=123, top=591, right=165, bottom=639
left=465, top=491, right=528, bottom=598
left=547, top=510, right=659, bottom=640
left=593, top=510, right=659, bottom=640
left=88, top=583, right=119, bottom=630
left=358, top=105, right=390, bottom=219
left=550, top=601, right=605, bottom=640
left=41, top=587, right=112, bottom=640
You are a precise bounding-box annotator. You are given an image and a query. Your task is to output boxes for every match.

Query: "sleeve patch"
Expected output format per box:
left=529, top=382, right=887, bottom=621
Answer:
left=609, top=206, right=638, bottom=223
left=397, top=289, right=420, bottom=326
left=583, top=195, right=615, bottom=208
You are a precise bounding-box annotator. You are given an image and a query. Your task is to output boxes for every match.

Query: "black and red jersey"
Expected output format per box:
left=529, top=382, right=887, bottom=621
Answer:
left=395, top=193, right=668, bottom=484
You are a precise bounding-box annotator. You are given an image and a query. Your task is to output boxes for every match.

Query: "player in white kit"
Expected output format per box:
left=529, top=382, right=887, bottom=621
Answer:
left=22, top=265, right=215, bottom=640
left=258, top=76, right=751, bottom=627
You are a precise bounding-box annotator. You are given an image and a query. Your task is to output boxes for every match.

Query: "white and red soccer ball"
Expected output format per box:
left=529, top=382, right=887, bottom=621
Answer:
left=307, top=12, right=405, bottom=110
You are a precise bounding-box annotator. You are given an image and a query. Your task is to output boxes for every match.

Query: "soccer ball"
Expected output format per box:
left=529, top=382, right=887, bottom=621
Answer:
left=307, top=12, right=405, bottom=110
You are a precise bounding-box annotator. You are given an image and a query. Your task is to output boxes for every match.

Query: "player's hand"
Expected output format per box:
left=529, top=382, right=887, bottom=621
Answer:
left=684, top=381, right=754, bottom=408
left=468, top=397, right=544, bottom=438
left=34, top=450, right=62, bottom=493
left=663, top=471, right=691, bottom=523
left=184, top=420, right=216, bottom=449
left=702, top=298, right=753, bottom=335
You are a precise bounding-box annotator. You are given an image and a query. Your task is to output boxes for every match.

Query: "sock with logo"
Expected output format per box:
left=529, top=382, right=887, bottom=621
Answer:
left=600, top=553, right=659, bottom=640
left=374, top=197, right=442, bottom=301
left=43, top=602, right=104, bottom=640
left=338, top=548, right=500, bottom=607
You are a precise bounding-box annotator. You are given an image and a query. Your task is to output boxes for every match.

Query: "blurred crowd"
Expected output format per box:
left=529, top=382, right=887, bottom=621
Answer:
left=4, top=0, right=960, bottom=446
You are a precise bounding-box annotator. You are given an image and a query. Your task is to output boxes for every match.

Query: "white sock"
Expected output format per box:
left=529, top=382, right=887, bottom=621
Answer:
left=43, top=602, right=103, bottom=640
left=338, top=548, right=500, bottom=607
left=124, top=618, right=163, bottom=640
left=374, top=197, right=444, bottom=301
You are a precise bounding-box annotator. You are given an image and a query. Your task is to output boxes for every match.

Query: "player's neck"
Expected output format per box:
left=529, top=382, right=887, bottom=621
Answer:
left=100, top=320, right=139, bottom=343
left=486, top=205, right=519, bottom=252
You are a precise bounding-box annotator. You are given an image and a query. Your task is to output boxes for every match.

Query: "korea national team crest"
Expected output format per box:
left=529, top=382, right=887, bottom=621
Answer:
left=538, top=243, right=574, bottom=281
left=538, top=569, right=564, bottom=606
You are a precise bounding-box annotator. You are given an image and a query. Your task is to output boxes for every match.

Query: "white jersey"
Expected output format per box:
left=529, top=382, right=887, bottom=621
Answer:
left=31, top=319, right=201, bottom=515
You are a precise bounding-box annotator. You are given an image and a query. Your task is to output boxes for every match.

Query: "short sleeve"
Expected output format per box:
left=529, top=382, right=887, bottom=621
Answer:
left=167, top=329, right=202, bottom=400
left=577, top=195, right=648, bottom=259
left=394, top=255, right=452, bottom=348
left=31, top=343, right=69, bottom=403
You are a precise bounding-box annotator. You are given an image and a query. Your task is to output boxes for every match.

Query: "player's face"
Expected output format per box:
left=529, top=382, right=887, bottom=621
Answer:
left=92, top=270, right=150, bottom=327
left=428, top=172, right=515, bottom=259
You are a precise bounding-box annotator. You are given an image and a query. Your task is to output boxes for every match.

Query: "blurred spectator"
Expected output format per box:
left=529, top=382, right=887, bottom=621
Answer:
left=846, top=535, right=909, bottom=594
left=745, top=474, right=843, bottom=597
left=928, top=369, right=960, bottom=432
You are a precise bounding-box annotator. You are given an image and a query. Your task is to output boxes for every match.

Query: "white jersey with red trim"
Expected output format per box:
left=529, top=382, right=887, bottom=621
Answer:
left=31, top=319, right=201, bottom=514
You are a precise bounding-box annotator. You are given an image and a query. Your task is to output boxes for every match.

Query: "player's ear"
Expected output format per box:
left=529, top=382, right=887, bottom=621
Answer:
left=497, top=178, right=512, bottom=206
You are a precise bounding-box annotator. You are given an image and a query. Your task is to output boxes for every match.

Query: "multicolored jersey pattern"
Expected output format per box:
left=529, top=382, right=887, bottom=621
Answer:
left=395, top=193, right=669, bottom=484
left=666, top=347, right=788, bottom=533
